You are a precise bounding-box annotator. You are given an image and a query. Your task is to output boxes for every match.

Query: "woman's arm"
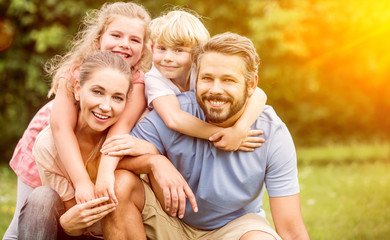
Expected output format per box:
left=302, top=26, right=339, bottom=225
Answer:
left=51, top=76, right=95, bottom=204
left=95, top=83, right=146, bottom=202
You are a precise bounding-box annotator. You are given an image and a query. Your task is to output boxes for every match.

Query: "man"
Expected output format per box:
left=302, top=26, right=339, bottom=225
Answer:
left=102, top=32, right=310, bottom=240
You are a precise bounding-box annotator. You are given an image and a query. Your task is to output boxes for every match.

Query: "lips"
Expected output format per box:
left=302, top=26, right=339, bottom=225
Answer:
left=203, top=95, right=231, bottom=108
left=92, top=111, right=110, bottom=121
left=112, top=50, right=131, bottom=59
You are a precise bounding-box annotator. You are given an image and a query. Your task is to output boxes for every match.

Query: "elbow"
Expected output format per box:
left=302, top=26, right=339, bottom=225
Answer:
left=163, top=117, right=180, bottom=131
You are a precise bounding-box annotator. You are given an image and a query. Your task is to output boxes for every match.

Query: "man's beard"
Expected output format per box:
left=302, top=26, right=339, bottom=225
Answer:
left=197, top=91, right=248, bottom=124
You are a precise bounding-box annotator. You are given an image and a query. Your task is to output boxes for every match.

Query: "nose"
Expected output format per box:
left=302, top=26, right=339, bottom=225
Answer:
left=163, top=50, right=174, bottom=62
left=209, top=79, right=224, bottom=94
left=119, top=40, right=129, bottom=49
left=99, top=98, right=111, bottom=112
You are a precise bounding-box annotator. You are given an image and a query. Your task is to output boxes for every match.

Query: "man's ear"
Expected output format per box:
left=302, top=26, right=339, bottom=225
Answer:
left=247, top=75, right=258, bottom=97
left=74, top=79, right=81, bottom=101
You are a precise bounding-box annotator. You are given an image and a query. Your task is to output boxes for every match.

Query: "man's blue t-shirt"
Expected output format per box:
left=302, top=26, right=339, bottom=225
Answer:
left=131, top=91, right=300, bottom=230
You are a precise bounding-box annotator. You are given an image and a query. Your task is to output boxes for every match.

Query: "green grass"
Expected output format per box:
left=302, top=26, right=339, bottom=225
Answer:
left=1, top=142, right=390, bottom=239
left=0, top=164, right=17, bottom=238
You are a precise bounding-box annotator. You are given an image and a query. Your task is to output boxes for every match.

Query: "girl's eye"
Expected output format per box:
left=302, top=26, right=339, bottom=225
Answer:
left=111, top=33, right=120, bottom=38
left=132, top=38, right=141, bottom=43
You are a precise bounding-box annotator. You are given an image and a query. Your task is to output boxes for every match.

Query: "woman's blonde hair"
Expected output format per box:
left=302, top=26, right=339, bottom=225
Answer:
left=46, top=1, right=151, bottom=97
left=79, top=51, right=131, bottom=90
left=150, top=9, right=210, bottom=48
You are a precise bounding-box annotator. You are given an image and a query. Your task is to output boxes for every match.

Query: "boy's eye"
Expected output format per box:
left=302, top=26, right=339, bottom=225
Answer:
left=175, top=48, right=184, bottom=53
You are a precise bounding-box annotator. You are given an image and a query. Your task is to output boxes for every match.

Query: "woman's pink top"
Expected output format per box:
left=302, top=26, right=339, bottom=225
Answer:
left=9, top=70, right=145, bottom=187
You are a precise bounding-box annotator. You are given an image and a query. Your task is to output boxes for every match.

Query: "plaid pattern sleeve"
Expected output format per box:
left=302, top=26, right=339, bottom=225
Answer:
left=9, top=101, right=54, bottom=188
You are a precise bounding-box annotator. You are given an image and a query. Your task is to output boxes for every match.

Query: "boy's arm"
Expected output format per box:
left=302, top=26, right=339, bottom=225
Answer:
left=269, top=194, right=310, bottom=240
left=95, top=84, right=146, bottom=203
left=51, top=77, right=95, bottom=204
left=152, top=94, right=222, bottom=139
left=210, top=87, right=267, bottom=151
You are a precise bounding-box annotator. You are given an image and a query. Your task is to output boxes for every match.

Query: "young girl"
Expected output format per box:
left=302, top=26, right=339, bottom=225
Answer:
left=98, top=9, right=267, bottom=198
left=5, top=2, right=151, bottom=239
left=20, top=51, right=156, bottom=239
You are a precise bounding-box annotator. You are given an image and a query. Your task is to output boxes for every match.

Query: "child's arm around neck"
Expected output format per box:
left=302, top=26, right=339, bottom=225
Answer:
left=50, top=74, right=95, bottom=204
left=153, top=87, right=266, bottom=151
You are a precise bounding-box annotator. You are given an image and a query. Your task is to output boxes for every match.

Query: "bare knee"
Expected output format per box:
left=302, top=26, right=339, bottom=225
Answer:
left=114, top=170, right=144, bottom=210
left=240, top=230, right=277, bottom=240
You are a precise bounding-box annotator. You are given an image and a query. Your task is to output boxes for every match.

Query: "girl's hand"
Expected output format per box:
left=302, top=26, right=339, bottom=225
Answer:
left=210, top=128, right=265, bottom=152
left=60, top=197, right=116, bottom=236
left=101, top=134, right=158, bottom=156
left=74, top=180, right=96, bottom=204
left=95, top=170, right=118, bottom=205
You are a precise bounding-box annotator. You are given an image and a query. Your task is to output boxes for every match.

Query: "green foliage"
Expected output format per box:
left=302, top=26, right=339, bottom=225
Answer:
left=1, top=0, right=390, bottom=164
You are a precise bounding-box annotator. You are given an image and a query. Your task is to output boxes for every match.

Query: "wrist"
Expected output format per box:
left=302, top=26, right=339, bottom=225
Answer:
left=60, top=214, right=84, bottom=236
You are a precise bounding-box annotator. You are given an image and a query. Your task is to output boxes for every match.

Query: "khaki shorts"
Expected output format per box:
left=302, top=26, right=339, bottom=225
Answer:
left=141, top=181, right=282, bottom=240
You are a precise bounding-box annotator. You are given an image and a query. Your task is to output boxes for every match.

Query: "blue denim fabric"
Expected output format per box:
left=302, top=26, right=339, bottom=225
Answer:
left=18, top=186, right=64, bottom=240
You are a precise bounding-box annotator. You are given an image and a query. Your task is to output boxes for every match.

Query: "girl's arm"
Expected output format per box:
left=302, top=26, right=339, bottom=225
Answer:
left=51, top=76, right=95, bottom=204
left=210, top=87, right=267, bottom=151
left=95, top=83, right=146, bottom=203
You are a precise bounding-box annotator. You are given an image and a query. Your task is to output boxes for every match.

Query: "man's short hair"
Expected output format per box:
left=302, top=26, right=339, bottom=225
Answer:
left=193, top=32, right=260, bottom=87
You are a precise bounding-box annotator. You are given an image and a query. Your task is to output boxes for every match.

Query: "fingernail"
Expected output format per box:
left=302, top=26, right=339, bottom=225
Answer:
left=194, top=207, right=198, bottom=212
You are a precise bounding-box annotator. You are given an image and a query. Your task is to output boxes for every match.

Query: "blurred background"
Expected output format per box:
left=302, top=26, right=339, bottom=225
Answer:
left=1, top=0, right=390, bottom=239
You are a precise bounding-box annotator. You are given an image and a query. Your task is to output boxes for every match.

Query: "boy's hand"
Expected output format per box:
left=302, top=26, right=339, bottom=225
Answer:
left=95, top=170, right=118, bottom=205
left=238, top=129, right=265, bottom=152
left=210, top=128, right=264, bottom=152
left=74, top=180, right=96, bottom=204
left=101, top=134, right=158, bottom=156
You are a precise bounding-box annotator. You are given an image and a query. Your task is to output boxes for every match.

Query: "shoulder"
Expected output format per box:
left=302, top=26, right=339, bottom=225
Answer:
left=33, top=126, right=56, bottom=159
left=176, top=91, right=205, bottom=120
left=132, top=69, right=145, bottom=84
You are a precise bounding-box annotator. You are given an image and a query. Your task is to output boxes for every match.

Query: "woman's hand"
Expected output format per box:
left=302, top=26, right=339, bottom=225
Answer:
left=60, top=197, right=116, bottom=236
left=101, top=134, right=158, bottom=156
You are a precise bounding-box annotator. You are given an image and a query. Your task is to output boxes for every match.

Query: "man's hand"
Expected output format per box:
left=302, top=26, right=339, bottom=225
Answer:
left=60, top=197, right=116, bottom=236
left=149, top=155, right=198, bottom=219
left=74, top=180, right=96, bottom=204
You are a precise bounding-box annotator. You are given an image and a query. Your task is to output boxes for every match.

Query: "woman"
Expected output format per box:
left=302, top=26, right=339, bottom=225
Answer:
left=18, top=51, right=156, bottom=239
